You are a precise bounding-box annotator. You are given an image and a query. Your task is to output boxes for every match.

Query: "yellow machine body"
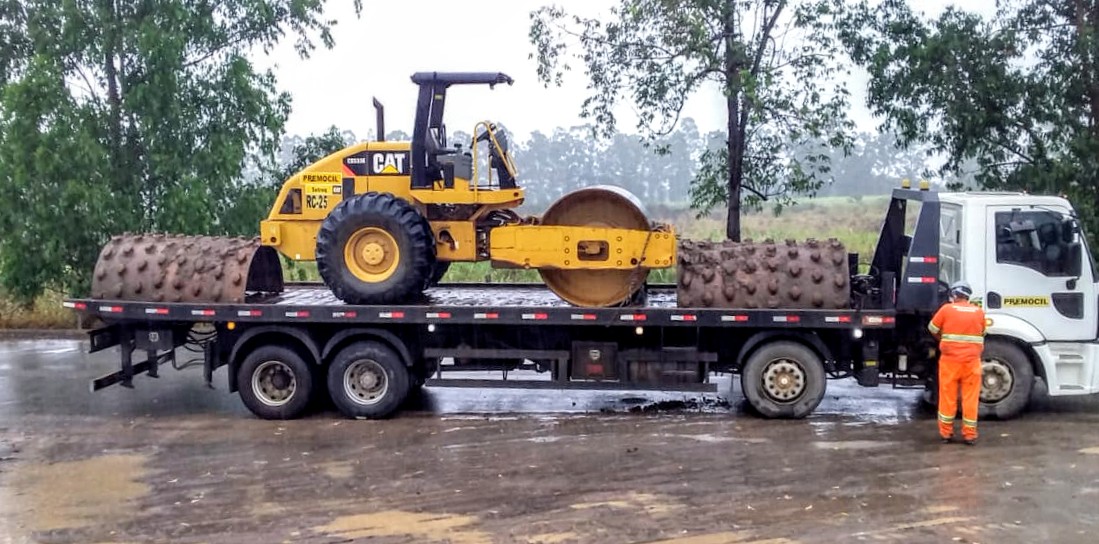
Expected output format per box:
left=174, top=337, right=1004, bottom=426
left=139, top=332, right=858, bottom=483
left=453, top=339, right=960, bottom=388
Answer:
left=259, top=137, right=676, bottom=274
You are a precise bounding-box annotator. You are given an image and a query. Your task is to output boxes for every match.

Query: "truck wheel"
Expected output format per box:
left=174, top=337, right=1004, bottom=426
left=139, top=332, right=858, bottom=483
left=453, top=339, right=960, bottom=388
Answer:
left=979, top=340, right=1034, bottom=420
left=237, top=345, right=314, bottom=420
left=740, top=341, right=826, bottom=419
left=316, top=192, right=433, bottom=304
left=327, top=341, right=409, bottom=419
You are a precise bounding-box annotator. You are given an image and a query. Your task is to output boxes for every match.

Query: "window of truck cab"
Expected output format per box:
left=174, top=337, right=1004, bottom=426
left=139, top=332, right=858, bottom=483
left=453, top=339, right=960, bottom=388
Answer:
left=938, top=203, right=962, bottom=285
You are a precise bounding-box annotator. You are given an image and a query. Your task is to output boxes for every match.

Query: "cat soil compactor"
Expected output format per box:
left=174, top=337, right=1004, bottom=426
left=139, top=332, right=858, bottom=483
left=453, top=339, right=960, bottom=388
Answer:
left=90, top=72, right=676, bottom=309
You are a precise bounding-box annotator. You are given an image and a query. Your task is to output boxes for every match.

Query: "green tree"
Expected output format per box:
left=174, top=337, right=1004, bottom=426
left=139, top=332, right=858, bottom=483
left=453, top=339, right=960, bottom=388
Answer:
left=841, top=0, right=1099, bottom=244
left=529, top=0, right=853, bottom=240
left=0, top=0, right=359, bottom=302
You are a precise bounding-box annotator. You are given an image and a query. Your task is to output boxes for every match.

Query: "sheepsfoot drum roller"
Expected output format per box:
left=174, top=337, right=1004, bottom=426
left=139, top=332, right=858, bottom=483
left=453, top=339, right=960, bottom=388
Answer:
left=677, top=238, right=850, bottom=309
left=91, top=234, right=284, bottom=303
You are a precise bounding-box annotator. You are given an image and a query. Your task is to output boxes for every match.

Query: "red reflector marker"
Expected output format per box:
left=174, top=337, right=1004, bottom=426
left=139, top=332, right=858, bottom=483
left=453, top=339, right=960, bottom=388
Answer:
left=721, top=315, right=749, bottom=322
left=474, top=312, right=499, bottom=319
left=909, top=256, right=938, bottom=263
left=331, top=311, right=357, bottom=318
left=571, top=313, right=597, bottom=321
left=100, top=305, right=123, bottom=313
left=670, top=314, right=697, bottom=322
left=772, top=315, right=800, bottom=323
left=906, top=276, right=937, bottom=284
left=521, top=313, right=548, bottom=320
left=285, top=311, right=309, bottom=318
left=237, top=310, right=262, bottom=317
left=191, top=309, right=215, bottom=317
left=426, top=312, right=451, bottom=319
left=145, top=308, right=169, bottom=315
left=379, top=311, right=405, bottom=319
left=619, top=314, right=647, bottom=322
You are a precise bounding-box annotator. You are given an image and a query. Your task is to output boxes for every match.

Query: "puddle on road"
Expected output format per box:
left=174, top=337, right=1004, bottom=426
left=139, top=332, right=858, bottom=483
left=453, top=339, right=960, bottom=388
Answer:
left=812, top=440, right=894, bottom=451
left=318, top=460, right=355, bottom=479
left=0, top=453, right=150, bottom=533
left=526, top=532, right=580, bottom=543
left=314, top=510, right=491, bottom=544
left=570, top=491, right=684, bottom=515
left=646, top=531, right=797, bottom=544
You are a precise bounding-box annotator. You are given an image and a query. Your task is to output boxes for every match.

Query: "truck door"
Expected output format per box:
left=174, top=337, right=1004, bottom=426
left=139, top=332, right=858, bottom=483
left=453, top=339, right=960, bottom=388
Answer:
left=984, top=206, right=1096, bottom=342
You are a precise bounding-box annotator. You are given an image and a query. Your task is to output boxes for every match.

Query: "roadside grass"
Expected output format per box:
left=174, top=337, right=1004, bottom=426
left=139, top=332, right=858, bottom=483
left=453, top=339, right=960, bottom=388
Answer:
left=0, top=290, right=76, bottom=329
left=0, top=195, right=887, bottom=327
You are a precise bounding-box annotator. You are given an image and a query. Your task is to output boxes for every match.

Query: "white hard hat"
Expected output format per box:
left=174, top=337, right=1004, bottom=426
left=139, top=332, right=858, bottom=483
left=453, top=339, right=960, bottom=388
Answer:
left=950, top=281, right=973, bottom=299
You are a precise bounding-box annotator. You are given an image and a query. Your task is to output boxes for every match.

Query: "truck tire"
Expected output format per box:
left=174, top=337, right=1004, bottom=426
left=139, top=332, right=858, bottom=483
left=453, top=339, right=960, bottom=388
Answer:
left=237, top=345, right=314, bottom=420
left=740, top=341, right=826, bottom=419
left=979, top=340, right=1034, bottom=420
left=316, top=192, right=433, bottom=305
left=327, top=341, right=410, bottom=419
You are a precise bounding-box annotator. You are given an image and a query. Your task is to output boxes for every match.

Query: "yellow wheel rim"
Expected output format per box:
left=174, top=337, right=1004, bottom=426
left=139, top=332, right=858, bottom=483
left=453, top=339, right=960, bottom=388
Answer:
left=344, top=227, right=400, bottom=282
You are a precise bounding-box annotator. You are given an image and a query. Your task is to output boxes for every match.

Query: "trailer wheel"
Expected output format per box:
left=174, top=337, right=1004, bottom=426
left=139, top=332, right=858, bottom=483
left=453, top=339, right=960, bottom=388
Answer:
left=979, top=340, right=1034, bottom=420
left=740, top=341, right=826, bottom=419
left=327, top=341, right=409, bottom=419
left=237, top=345, right=314, bottom=420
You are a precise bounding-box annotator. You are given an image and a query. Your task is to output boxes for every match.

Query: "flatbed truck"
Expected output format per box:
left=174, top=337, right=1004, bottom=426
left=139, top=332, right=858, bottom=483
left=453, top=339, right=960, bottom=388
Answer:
left=65, top=185, right=1099, bottom=420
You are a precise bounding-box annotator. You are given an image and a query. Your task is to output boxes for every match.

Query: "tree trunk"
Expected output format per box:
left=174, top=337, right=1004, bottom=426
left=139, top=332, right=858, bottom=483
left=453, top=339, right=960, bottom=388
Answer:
left=724, top=1, right=743, bottom=241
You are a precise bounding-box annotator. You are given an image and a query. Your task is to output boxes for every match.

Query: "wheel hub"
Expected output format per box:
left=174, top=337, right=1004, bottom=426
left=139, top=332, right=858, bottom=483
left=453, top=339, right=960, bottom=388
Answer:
left=344, top=359, right=389, bottom=406
left=762, top=359, right=806, bottom=403
left=361, top=242, right=385, bottom=266
left=980, top=359, right=1015, bottom=403
left=252, top=361, right=296, bottom=407
left=344, top=227, right=400, bottom=282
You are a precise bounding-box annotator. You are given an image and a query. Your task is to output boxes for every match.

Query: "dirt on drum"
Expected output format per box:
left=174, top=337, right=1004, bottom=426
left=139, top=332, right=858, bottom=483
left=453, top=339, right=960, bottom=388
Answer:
left=91, top=234, right=283, bottom=304
left=677, top=238, right=850, bottom=309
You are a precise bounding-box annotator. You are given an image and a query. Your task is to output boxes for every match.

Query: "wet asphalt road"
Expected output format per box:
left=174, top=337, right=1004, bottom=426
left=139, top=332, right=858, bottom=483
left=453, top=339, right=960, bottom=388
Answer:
left=1, top=338, right=1098, bottom=544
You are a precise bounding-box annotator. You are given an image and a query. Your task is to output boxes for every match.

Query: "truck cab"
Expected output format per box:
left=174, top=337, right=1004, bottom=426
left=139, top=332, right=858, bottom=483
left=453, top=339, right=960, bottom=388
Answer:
left=876, top=185, right=1099, bottom=417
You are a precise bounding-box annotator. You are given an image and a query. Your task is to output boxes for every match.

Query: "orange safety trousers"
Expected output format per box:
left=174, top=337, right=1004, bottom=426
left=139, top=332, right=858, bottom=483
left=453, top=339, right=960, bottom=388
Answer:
left=938, top=355, right=981, bottom=440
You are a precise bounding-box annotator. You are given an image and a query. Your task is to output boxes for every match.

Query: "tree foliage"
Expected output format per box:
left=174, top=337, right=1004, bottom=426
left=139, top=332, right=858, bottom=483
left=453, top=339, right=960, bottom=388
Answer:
left=841, top=0, right=1099, bottom=244
left=529, top=0, right=853, bottom=240
left=0, top=0, right=358, bottom=302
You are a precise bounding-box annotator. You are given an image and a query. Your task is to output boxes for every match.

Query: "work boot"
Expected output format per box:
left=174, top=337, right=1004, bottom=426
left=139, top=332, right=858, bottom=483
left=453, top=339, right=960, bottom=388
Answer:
left=963, top=438, right=977, bottom=446
left=940, top=436, right=953, bottom=444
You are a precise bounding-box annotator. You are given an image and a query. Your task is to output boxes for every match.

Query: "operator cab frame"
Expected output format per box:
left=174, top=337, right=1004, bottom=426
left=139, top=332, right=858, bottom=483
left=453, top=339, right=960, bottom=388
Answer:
left=409, top=72, right=516, bottom=190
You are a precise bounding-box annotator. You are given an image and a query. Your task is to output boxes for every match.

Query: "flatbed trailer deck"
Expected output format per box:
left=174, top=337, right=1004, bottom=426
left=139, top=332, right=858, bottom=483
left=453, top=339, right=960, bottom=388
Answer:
left=65, top=282, right=900, bottom=420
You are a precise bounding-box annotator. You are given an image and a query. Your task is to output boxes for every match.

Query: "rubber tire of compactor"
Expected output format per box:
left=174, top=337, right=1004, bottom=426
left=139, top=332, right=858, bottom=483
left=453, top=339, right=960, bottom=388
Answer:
left=677, top=238, right=850, bottom=309
left=316, top=192, right=435, bottom=305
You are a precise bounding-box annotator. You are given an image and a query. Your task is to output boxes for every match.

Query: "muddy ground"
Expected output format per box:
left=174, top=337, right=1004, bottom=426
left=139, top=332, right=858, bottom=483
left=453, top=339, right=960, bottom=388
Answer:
left=0, top=338, right=1098, bottom=544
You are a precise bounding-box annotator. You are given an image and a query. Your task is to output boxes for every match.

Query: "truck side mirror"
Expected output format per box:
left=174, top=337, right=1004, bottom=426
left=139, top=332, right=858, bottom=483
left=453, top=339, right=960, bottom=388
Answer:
left=1061, top=218, right=1080, bottom=243
left=1067, top=242, right=1083, bottom=277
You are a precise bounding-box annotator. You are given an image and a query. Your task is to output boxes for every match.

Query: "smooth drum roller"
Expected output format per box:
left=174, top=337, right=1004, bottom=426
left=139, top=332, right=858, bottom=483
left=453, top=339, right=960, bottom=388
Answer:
left=538, top=186, right=653, bottom=306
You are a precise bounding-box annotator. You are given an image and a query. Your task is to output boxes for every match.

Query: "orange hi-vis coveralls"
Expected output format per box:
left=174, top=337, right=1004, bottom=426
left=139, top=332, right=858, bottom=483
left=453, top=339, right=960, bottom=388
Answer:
left=928, top=299, right=987, bottom=441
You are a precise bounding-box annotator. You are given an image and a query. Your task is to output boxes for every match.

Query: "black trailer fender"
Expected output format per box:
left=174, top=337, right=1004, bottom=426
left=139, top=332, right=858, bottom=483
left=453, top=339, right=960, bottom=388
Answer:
left=321, top=328, right=414, bottom=368
left=735, top=330, right=834, bottom=372
left=227, top=326, right=321, bottom=392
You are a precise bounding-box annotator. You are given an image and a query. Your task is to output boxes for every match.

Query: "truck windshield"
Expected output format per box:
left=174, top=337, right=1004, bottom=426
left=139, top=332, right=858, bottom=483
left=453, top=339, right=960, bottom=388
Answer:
left=939, top=204, right=962, bottom=285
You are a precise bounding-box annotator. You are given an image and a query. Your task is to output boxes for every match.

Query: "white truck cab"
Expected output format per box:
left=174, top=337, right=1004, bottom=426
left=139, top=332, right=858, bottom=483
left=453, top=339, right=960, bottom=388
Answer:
left=939, top=191, right=1099, bottom=400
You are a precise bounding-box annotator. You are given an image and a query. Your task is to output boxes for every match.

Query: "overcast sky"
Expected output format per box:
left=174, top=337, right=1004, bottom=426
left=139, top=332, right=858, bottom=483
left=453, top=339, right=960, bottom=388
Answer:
left=256, top=1, right=995, bottom=141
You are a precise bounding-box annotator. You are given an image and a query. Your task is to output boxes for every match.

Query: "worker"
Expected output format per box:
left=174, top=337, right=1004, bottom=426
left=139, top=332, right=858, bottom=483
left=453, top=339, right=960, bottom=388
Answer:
left=928, top=281, right=987, bottom=445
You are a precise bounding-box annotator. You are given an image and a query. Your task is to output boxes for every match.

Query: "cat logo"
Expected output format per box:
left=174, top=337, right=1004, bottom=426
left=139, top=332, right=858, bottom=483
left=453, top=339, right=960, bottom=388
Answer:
left=372, top=152, right=408, bottom=175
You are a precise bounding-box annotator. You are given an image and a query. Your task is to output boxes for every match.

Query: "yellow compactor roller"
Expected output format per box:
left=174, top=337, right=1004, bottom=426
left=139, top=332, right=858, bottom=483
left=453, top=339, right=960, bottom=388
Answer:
left=91, top=72, right=676, bottom=307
